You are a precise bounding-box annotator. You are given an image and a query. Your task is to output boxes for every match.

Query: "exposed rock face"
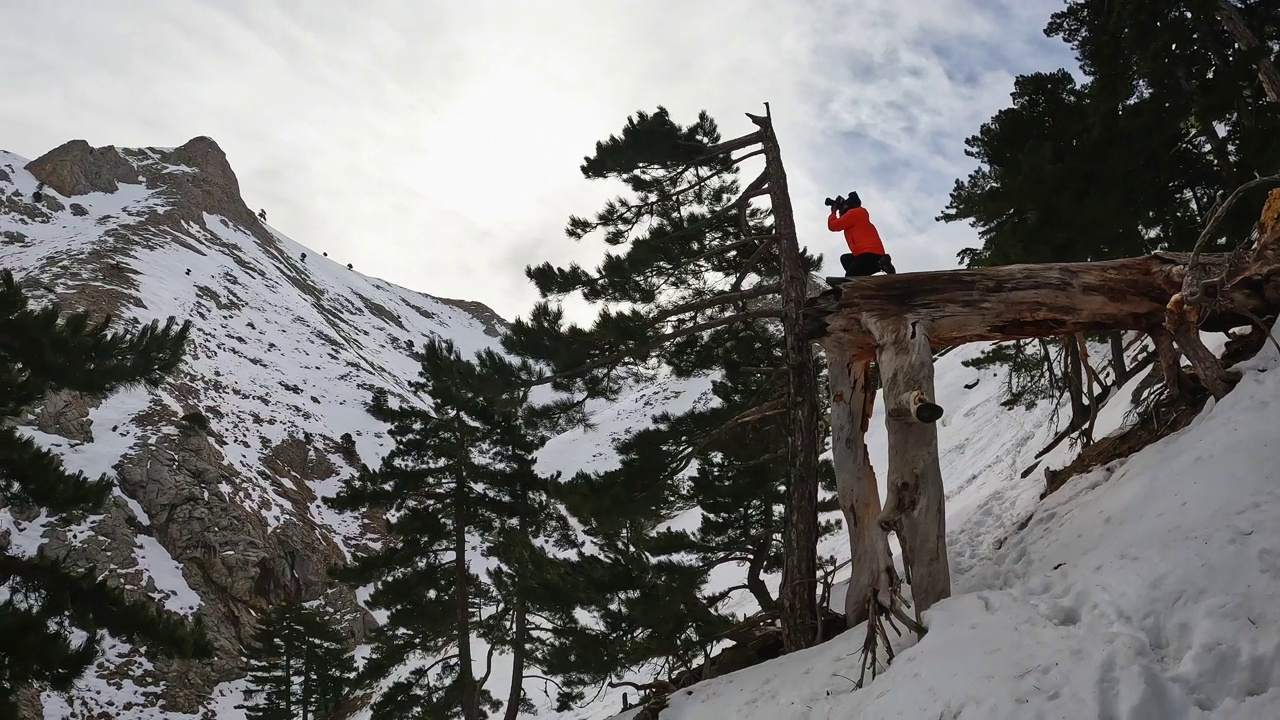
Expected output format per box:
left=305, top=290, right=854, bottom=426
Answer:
left=0, top=139, right=507, bottom=717
left=25, top=139, right=141, bottom=196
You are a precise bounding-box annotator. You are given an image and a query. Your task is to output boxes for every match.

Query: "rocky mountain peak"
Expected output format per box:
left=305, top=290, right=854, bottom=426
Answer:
left=1, top=138, right=508, bottom=717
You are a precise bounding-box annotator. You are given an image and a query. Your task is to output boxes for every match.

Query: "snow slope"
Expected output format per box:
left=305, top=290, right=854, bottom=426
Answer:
left=597, top=334, right=1280, bottom=719
left=1, top=142, right=514, bottom=716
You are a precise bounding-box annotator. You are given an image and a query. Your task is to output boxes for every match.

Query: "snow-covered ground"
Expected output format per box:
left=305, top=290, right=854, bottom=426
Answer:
left=594, top=333, right=1280, bottom=720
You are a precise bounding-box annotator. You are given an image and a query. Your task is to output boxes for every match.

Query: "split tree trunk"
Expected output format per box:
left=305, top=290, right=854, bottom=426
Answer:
left=1215, top=0, right=1280, bottom=103
left=750, top=108, right=822, bottom=652
left=866, top=316, right=951, bottom=618
left=823, top=343, right=892, bottom=628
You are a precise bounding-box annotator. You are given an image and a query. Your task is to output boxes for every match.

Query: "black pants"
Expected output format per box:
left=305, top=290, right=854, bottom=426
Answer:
left=841, top=252, right=885, bottom=277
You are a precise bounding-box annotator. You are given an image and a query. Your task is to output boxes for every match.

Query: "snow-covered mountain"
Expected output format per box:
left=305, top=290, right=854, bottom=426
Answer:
left=1, top=138, right=511, bottom=717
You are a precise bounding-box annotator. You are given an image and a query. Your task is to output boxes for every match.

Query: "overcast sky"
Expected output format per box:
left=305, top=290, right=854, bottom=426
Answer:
left=4, top=0, right=1073, bottom=320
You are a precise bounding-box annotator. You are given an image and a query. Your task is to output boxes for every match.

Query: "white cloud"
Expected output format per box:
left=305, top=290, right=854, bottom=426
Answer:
left=1, top=0, right=1073, bottom=319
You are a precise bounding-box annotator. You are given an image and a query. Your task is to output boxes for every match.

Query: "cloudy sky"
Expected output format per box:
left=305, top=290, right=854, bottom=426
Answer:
left=4, top=0, right=1074, bottom=320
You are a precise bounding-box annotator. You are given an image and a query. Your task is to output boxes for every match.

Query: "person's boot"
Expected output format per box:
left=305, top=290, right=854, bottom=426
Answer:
left=880, top=254, right=897, bottom=275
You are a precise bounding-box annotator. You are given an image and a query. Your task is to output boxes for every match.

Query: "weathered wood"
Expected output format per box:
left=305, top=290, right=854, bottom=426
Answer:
left=804, top=254, right=1259, bottom=356
left=750, top=106, right=822, bottom=651
left=867, top=316, right=951, bottom=618
left=1149, top=327, right=1195, bottom=403
left=823, top=344, right=892, bottom=628
left=1172, top=322, right=1239, bottom=400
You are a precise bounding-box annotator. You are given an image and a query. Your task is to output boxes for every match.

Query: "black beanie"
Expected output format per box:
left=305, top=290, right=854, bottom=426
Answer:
left=846, top=191, right=861, bottom=209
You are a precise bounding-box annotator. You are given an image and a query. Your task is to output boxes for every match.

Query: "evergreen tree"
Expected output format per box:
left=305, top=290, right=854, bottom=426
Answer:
left=0, top=270, right=209, bottom=713
left=940, top=1, right=1280, bottom=422
left=239, top=603, right=356, bottom=720
left=328, top=340, right=571, bottom=720
left=502, top=107, right=828, bottom=653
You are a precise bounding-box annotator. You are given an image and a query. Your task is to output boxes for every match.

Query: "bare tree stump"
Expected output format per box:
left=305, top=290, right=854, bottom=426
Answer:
left=823, top=343, right=892, bottom=628
left=866, top=316, right=951, bottom=617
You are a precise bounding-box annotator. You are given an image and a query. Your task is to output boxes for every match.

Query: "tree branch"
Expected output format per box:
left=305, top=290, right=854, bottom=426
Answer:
left=731, top=235, right=780, bottom=292
left=528, top=308, right=783, bottom=387
left=730, top=148, right=766, bottom=166
left=651, top=284, right=781, bottom=324
left=608, top=679, right=676, bottom=694
left=1188, top=174, right=1280, bottom=269
left=699, top=131, right=765, bottom=160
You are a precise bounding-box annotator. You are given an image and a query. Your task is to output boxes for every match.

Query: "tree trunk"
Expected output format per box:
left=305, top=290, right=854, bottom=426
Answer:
left=1149, top=327, right=1196, bottom=403
left=1063, top=335, right=1087, bottom=430
left=455, top=487, right=478, bottom=720
left=866, top=316, right=951, bottom=619
left=823, top=344, right=892, bottom=628
left=1215, top=0, right=1280, bottom=103
left=745, top=533, right=776, bottom=612
left=805, top=253, right=1261, bottom=356
left=1170, top=321, right=1239, bottom=399
left=285, top=648, right=293, bottom=719
left=503, top=597, right=527, bottom=720
left=302, top=645, right=311, bottom=720
left=750, top=107, right=821, bottom=652
left=1110, top=331, right=1132, bottom=385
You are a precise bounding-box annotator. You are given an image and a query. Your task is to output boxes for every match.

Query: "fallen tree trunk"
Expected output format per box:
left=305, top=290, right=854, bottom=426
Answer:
left=803, top=253, right=1259, bottom=358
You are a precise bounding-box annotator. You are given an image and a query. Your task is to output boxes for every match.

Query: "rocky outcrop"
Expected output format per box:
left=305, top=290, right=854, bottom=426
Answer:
left=25, top=140, right=141, bottom=196
left=2, top=136, right=506, bottom=717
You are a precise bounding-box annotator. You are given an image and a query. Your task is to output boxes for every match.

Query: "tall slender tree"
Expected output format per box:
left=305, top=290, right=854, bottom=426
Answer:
left=239, top=603, right=356, bottom=720
left=0, top=270, right=209, bottom=713
left=328, top=341, right=571, bottom=720
left=504, top=106, right=824, bottom=650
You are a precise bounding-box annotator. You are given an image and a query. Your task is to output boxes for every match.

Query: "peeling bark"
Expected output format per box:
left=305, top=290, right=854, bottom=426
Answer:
left=866, top=316, right=951, bottom=618
left=823, top=344, right=892, bottom=628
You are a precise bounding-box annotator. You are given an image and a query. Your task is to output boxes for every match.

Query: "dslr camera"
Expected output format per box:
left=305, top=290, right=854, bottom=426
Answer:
left=824, top=191, right=861, bottom=211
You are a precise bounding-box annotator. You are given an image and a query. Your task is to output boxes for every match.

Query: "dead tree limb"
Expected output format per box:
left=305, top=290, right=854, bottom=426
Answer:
left=804, top=253, right=1268, bottom=358
left=823, top=344, right=892, bottom=628
left=866, top=315, right=950, bottom=618
left=1148, top=326, right=1196, bottom=404
left=749, top=104, right=823, bottom=653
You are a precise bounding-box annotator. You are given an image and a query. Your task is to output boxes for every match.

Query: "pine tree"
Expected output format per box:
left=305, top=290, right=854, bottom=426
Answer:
left=538, top=319, right=841, bottom=705
left=327, top=340, right=570, bottom=720
left=0, top=270, right=210, bottom=712
left=940, top=1, right=1280, bottom=424
left=503, top=107, right=826, bottom=651
left=239, top=603, right=355, bottom=720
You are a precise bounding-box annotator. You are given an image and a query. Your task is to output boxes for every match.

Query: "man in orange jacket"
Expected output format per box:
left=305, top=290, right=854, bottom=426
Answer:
left=827, top=191, right=895, bottom=276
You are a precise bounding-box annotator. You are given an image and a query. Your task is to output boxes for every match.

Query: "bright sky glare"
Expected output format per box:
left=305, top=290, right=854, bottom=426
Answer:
left=3, top=0, right=1074, bottom=319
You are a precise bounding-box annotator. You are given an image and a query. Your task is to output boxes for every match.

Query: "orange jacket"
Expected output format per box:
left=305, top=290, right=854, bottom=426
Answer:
left=828, top=207, right=885, bottom=256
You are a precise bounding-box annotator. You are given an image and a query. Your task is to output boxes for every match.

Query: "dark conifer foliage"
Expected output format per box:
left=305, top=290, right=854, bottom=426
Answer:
left=499, top=107, right=830, bottom=693
left=239, top=603, right=356, bottom=720
left=0, top=270, right=208, bottom=713
left=327, top=340, right=572, bottom=720
left=941, top=0, right=1280, bottom=420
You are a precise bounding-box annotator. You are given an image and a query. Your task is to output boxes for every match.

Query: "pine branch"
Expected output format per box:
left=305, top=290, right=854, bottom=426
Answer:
left=699, top=131, right=765, bottom=160
left=650, top=284, right=781, bottom=324
left=730, top=235, right=780, bottom=292
left=527, top=309, right=782, bottom=387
